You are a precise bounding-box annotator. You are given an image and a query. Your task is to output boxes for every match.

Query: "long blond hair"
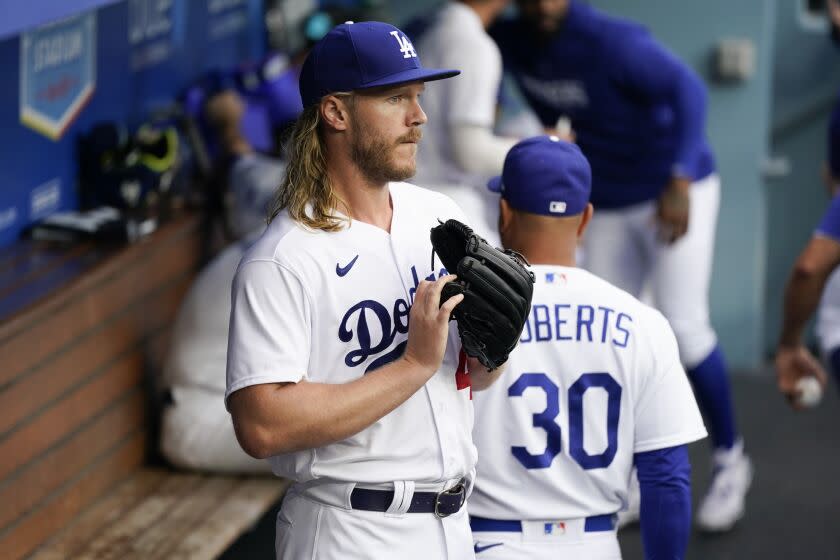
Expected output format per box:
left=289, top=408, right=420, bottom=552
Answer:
left=268, top=102, right=348, bottom=231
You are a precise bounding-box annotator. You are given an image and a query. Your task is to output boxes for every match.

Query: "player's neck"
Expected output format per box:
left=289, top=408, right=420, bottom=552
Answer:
left=328, top=162, right=393, bottom=232
left=507, top=237, right=577, bottom=268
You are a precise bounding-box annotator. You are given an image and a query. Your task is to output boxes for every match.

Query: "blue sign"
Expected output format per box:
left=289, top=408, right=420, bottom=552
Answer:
left=203, top=0, right=264, bottom=66
left=128, top=0, right=186, bottom=72
left=0, top=0, right=266, bottom=248
left=0, top=0, right=118, bottom=40
left=19, top=14, right=96, bottom=140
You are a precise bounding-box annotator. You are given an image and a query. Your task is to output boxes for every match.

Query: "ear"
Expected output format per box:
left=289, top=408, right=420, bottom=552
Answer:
left=320, top=95, right=352, bottom=131
left=577, top=203, right=593, bottom=239
left=498, top=198, right=512, bottom=241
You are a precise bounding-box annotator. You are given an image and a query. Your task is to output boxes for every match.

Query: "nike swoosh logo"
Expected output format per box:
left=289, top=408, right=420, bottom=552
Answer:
left=336, top=255, right=359, bottom=277
left=474, top=542, right=504, bottom=553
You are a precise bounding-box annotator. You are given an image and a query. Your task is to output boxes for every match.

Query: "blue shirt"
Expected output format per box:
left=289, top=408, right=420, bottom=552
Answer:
left=492, top=1, right=715, bottom=209
left=817, top=193, right=840, bottom=242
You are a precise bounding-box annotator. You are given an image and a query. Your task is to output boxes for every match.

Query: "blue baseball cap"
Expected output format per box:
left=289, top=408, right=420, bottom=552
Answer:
left=299, top=21, right=460, bottom=107
left=488, top=136, right=592, bottom=216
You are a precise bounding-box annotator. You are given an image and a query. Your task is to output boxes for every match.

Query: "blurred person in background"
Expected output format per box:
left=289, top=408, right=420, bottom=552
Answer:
left=829, top=0, right=840, bottom=45
left=411, top=0, right=518, bottom=246
left=158, top=90, right=285, bottom=474
left=794, top=20, right=840, bottom=398
left=774, top=102, right=840, bottom=408
left=491, top=0, right=751, bottom=532
left=203, top=90, right=288, bottom=240
left=816, top=101, right=840, bottom=392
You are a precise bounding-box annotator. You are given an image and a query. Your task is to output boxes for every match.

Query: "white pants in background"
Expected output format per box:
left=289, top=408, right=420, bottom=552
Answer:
left=275, top=483, right=474, bottom=560
left=817, top=266, right=840, bottom=357
left=582, top=174, right=721, bottom=368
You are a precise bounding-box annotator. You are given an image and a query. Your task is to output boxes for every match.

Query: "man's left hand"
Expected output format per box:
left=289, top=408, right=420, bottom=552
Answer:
left=468, top=356, right=506, bottom=391
left=775, top=344, right=828, bottom=410
left=656, top=176, right=691, bottom=244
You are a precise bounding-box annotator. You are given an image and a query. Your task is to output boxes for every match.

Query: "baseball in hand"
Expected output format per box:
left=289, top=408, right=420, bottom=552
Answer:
left=555, top=116, right=572, bottom=139
left=796, top=376, right=823, bottom=408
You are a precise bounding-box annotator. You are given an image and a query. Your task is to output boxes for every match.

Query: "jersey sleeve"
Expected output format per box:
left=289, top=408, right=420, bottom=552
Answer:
left=636, top=445, right=692, bottom=559
left=816, top=193, right=840, bottom=242
left=633, top=309, right=707, bottom=453
left=225, top=258, right=311, bottom=406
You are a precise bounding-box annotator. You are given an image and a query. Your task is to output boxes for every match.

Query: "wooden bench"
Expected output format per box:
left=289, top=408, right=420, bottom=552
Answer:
left=29, top=470, right=287, bottom=560
left=0, top=212, right=288, bottom=559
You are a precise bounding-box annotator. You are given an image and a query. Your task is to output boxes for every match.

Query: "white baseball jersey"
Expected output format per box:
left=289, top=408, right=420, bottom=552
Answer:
left=470, top=265, right=707, bottom=521
left=225, top=182, right=477, bottom=486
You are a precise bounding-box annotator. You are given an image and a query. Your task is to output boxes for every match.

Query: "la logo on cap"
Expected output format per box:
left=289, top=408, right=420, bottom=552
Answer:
left=297, top=21, right=460, bottom=108
left=390, top=31, right=417, bottom=59
left=549, top=201, right=567, bottom=214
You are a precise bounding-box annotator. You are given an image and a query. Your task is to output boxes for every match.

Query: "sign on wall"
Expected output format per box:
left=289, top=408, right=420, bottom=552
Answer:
left=0, top=0, right=265, bottom=248
left=128, top=0, right=186, bottom=71
left=208, top=0, right=252, bottom=39
left=19, top=13, right=96, bottom=141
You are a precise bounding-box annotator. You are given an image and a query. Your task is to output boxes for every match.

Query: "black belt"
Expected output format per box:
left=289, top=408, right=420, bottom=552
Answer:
left=350, top=481, right=467, bottom=518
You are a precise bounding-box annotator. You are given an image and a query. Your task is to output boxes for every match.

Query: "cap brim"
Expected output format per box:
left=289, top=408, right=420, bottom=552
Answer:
left=357, top=68, right=460, bottom=91
left=487, top=175, right=503, bottom=193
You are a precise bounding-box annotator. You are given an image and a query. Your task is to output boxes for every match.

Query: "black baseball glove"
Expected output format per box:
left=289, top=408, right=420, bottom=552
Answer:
left=430, top=219, right=535, bottom=370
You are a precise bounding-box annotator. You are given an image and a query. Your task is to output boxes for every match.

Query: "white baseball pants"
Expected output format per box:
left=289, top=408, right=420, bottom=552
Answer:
left=275, top=483, right=475, bottom=559
left=582, top=174, right=721, bottom=368
left=817, top=267, right=840, bottom=356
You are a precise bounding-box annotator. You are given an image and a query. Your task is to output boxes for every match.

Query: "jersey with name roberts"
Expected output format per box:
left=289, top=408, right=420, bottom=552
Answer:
left=470, top=265, right=706, bottom=520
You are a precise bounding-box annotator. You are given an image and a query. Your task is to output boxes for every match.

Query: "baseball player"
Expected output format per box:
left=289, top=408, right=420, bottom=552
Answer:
left=775, top=194, right=839, bottom=406
left=491, top=0, right=750, bottom=531
left=815, top=97, right=840, bottom=391
left=469, top=136, right=707, bottom=559
left=410, top=0, right=519, bottom=246
left=225, top=21, right=504, bottom=559
left=778, top=98, right=840, bottom=405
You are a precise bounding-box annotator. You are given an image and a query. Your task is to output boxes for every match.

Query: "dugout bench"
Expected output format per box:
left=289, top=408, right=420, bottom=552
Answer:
left=0, top=212, right=288, bottom=559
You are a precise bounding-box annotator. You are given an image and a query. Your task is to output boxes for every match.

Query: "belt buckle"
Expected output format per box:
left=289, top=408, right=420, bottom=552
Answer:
left=434, top=481, right=466, bottom=519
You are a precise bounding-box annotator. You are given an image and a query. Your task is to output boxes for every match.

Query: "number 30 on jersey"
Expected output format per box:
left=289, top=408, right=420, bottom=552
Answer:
left=508, top=372, right=621, bottom=470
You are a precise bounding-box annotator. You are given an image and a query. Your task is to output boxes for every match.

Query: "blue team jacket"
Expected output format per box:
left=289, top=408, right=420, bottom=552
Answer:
left=492, top=0, right=715, bottom=209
